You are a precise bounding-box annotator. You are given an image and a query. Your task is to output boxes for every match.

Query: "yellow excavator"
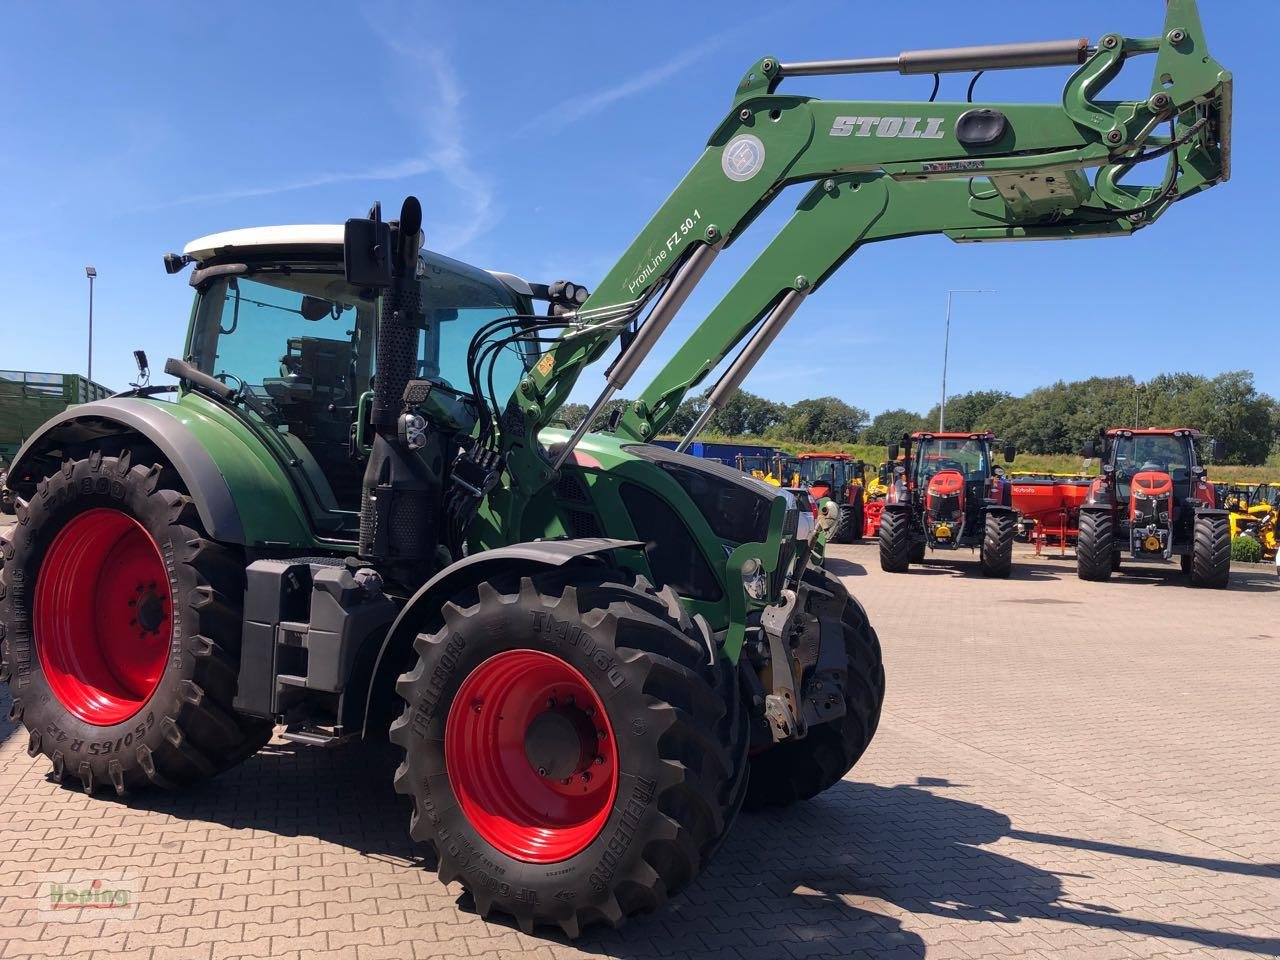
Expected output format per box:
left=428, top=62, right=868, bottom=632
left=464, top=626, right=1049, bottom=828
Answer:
left=1228, top=482, right=1278, bottom=557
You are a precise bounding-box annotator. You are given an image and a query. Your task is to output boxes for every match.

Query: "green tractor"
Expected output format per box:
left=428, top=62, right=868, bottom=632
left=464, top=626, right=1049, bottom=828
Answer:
left=0, top=2, right=1229, bottom=938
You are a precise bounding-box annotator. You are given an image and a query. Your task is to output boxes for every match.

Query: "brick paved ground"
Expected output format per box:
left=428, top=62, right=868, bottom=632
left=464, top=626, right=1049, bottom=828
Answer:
left=3, top=514, right=1279, bottom=959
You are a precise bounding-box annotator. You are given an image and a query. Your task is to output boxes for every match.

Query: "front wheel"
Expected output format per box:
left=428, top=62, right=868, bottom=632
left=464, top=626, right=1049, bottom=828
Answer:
left=0, top=452, right=270, bottom=796
left=390, top=567, right=747, bottom=938
left=745, top=567, right=884, bottom=808
left=1189, top=514, right=1231, bottom=588
left=980, top=511, right=1014, bottom=578
left=1076, top=510, right=1114, bottom=582
left=829, top=504, right=857, bottom=544
left=879, top=509, right=912, bottom=572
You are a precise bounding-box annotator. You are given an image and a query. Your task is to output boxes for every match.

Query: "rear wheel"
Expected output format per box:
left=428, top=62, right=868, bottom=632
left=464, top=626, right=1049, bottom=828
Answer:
left=390, top=567, right=746, bottom=938
left=1076, top=510, right=1114, bottom=581
left=980, top=511, right=1014, bottom=578
left=1190, top=514, right=1231, bottom=588
left=745, top=568, right=884, bottom=808
left=0, top=451, right=270, bottom=795
left=879, top=509, right=912, bottom=572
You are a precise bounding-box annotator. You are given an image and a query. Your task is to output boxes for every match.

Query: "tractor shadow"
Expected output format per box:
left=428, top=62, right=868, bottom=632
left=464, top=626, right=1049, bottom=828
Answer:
left=1090, top=564, right=1280, bottom=593
left=113, top=747, right=1280, bottom=957
left=0, top=684, right=17, bottom=750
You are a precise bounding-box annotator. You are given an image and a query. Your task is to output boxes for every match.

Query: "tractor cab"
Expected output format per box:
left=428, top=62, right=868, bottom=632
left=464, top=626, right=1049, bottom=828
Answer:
left=793, top=454, right=863, bottom=502
left=179, top=227, right=532, bottom=538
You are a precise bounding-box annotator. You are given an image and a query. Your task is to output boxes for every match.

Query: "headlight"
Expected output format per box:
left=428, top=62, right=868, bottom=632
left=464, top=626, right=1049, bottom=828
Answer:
left=741, top=557, right=768, bottom=601
left=1132, top=488, right=1147, bottom=500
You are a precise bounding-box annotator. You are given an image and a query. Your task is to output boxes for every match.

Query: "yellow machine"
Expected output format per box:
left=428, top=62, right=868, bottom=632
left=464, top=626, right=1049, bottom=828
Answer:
left=1228, top=482, right=1277, bottom=556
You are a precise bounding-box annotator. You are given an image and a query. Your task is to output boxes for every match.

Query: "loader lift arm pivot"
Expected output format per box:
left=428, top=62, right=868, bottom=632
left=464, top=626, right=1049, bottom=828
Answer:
left=484, top=0, right=1228, bottom=542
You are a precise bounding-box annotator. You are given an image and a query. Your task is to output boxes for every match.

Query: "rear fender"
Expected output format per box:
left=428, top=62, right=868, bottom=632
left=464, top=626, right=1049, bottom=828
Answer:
left=6, top=396, right=313, bottom=547
left=359, top=538, right=642, bottom=737
left=7, top=397, right=245, bottom=542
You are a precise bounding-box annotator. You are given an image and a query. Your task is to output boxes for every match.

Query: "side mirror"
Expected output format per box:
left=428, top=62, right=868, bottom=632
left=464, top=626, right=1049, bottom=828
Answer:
left=132, top=349, right=149, bottom=377
left=887, top=443, right=899, bottom=461
left=1082, top=440, right=1097, bottom=459
left=1003, top=443, right=1016, bottom=463
left=344, top=215, right=393, bottom=288
left=1211, top=438, right=1226, bottom=461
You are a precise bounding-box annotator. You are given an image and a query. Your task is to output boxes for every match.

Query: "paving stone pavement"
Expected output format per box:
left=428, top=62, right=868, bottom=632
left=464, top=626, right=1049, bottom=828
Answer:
left=2, top=517, right=1279, bottom=959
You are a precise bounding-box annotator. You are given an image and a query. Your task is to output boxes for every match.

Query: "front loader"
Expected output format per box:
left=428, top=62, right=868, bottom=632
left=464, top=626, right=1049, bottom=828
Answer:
left=1076, top=428, right=1231, bottom=586
left=879, top=431, right=1018, bottom=576
left=1, top=1, right=1229, bottom=940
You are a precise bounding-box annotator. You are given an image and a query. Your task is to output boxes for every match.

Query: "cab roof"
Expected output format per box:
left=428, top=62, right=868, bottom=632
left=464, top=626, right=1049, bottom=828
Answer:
left=1104, top=428, right=1200, bottom=438
left=910, top=431, right=995, bottom=441
left=180, top=224, right=534, bottom=296
left=183, top=225, right=342, bottom=262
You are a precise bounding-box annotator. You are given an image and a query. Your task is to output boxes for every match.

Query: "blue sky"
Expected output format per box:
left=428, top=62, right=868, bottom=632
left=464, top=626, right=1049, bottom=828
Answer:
left=0, top=1, right=1271, bottom=417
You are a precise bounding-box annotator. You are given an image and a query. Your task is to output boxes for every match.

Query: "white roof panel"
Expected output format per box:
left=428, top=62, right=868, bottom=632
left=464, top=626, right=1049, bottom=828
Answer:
left=183, top=224, right=343, bottom=261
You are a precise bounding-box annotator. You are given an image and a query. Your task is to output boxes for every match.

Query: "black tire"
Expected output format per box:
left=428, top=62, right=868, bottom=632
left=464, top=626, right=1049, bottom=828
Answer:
left=745, top=567, right=884, bottom=808
left=879, top=509, right=912, bottom=572
left=1076, top=510, right=1114, bottom=581
left=1190, top=514, right=1231, bottom=588
left=980, top=511, right=1015, bottom=578
left=389, top=567, right=747, bottom=938
left=911, top=537, right=927, bottom=564
left=0, top=451, right=270, bottom=796
left=829, top=504, right=856, bottom=544
left=849, top=498, right=864, bottom=543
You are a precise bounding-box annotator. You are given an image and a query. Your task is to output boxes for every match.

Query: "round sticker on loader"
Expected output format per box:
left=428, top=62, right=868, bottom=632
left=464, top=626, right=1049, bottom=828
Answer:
left=722, top=134, right=765, bottom=182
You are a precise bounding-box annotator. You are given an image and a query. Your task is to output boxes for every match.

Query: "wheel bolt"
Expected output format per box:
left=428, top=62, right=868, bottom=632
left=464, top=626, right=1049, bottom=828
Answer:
left=596, top=729, right=606, bottom=740
left=580, top=772, right=592, bottom=783
left=565, top=694, right=575, bottom=706
left=561, top=777, right=572, bottom=785
left=471, top=699, right=483, bottom=714
left=593, top=755, right=604, bottom=766
left=546, top=697, right=556, bottom=708
left=585, top=706, right=595, bottom=717
left=537, top=766, right=548, bottom=777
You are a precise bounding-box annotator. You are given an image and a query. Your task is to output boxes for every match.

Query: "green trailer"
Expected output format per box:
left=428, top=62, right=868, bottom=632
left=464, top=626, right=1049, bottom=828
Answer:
left=1, top=371, right=112, bottom=511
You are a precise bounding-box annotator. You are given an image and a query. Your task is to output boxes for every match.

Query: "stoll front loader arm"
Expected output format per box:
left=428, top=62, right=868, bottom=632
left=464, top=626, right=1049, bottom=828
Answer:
left=486, top=0, right=1228, bottom=531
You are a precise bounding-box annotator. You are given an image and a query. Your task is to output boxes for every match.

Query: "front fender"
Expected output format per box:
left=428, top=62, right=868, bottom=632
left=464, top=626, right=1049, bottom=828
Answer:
left=360, top=538, right=642, bottom=736
left=6, top=396, right=313, bottom=547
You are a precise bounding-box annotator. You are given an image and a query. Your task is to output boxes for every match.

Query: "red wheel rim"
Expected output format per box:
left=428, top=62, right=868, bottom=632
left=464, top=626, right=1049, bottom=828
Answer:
left=445, top=649, right=618, bottom=863
left=34, top=508, right=172, bottom=726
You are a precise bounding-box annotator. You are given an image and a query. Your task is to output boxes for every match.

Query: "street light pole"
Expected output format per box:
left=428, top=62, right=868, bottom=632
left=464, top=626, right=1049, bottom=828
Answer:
left=939, top=289, right=994, bottom=431
left=1134, top=381, right=1143, bottom=428
left=85, top=266, right=97, bottom=384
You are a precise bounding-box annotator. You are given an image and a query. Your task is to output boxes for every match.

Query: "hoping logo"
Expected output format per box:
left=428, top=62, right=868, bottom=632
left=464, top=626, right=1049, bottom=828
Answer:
left=722, top=134, right=766, bottom=182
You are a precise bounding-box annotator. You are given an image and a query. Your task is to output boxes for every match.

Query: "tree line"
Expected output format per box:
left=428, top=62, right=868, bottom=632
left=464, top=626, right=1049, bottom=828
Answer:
left=556, top=370, right=1279, bottom=465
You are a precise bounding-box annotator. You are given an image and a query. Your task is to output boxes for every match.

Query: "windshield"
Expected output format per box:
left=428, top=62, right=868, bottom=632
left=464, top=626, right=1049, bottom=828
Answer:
left=796, top=457, right=848, bottom=485
left=1112, top=435, right=1191, bottom=480
left=916, top=438, right=988, bottom=481
left=738, top=455, right=771, bottom=474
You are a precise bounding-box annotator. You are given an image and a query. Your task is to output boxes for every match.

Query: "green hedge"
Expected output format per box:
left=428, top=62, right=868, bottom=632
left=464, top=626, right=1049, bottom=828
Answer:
left=1231, top=535, right=1263, bottom=563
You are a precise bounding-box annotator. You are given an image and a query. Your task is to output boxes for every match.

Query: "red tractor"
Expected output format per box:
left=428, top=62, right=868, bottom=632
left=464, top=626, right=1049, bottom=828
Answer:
left=1077, top=428, right=1230, bottom=587
left=791, top=453, right=866, bottom=544
left=879, top=431, right=1017, bottom=576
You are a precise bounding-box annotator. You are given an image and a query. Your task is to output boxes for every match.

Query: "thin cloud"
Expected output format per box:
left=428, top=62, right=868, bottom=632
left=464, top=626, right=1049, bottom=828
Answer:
left=513, top=33, right=735, bottom=140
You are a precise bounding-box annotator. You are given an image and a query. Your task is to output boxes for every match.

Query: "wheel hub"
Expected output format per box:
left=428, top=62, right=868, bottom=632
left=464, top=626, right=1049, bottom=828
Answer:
left=34, top=508, right=172, bottom=726
left=444, top=649, right=618, bottom=863
left=523, top=702, right=598, bottom=782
